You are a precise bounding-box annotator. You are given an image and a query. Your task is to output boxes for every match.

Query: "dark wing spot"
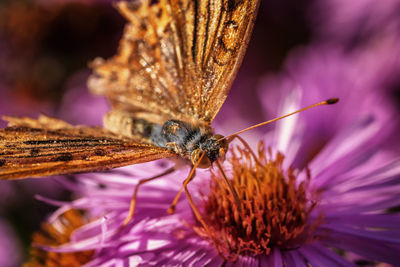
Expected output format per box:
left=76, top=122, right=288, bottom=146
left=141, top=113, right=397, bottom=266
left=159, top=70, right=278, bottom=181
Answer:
left=227, top=0, right=244, bottom=12
left=225, top=20, right=238, bottom=29
left=54, top=153, right=74, bottom=162
left=94, top=149, right=106, bottom=156
left=156, top=8, right=163, bottom=18
left=140, top=22, right=148, bottom=31
left=0, top=159, right=5, bottom=167
left=218, top=37, right=234, bottom=52
left=4, top=127, right=42, bottom=133
left=30, top=148, right=40, bottom=156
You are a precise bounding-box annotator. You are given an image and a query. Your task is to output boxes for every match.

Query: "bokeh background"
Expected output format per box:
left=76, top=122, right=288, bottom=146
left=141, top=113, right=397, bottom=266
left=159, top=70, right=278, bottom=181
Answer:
left=0, top=0, right=399, bottom=265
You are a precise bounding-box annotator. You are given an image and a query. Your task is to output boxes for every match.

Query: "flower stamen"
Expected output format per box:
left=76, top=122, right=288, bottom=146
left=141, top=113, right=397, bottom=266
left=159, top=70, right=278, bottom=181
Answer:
left=200, top=143, right=320, bottom=257
left=25, top=209, right=94, bottom=267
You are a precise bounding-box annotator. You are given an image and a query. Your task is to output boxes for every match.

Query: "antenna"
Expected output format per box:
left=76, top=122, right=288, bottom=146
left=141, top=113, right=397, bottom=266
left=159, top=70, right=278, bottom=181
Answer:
left=219, top=98, right=339, bottom=142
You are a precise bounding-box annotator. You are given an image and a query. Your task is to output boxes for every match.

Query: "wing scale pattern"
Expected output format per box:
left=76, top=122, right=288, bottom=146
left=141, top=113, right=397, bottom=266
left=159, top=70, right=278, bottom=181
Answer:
left=0, top=116, right=173, bottom=179
left=88, top=0, right=260, bottom=123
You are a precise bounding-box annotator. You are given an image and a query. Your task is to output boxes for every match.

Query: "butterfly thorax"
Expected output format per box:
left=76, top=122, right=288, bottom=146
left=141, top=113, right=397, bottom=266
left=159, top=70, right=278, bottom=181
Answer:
left=104, top=111, right=227, bottom=168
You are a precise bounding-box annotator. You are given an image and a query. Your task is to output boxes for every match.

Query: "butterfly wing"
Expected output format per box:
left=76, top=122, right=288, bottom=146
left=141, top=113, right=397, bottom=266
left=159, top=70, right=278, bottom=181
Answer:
left=169, top=0, right=261, bottom=123
left=88, top=0, right=260, bottom=124
left=0, top=116, right=174, bottom=179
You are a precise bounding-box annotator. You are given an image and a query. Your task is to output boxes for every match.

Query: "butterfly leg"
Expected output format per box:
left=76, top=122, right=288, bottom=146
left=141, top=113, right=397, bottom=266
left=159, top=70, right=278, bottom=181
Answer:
left=181, top=165, right=231, bottom=260
left=122, top=166, right=175, bottom=226
left=169, top=152, right=230, bottom=260
left=167, top=168, right=196, bottom=214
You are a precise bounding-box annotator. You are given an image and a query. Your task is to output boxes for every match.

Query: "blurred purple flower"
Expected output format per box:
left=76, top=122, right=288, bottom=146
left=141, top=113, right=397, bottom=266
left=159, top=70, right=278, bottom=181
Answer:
left=58, top=70, right=109, bottom=126
left=30, top=86, right=400, bottom=265
left=0, top=219, right=22, bottom=266
left=307, top=0, right=400, bottom=107
left=260, top=42, right=399, bottom=168
left=0, top=84, right=55, bottom=128
left=310, top=0, right=400, bottom=46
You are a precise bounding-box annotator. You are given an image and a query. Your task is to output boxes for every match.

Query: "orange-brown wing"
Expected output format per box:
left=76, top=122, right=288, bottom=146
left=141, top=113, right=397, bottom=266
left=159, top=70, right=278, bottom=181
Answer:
left=169, top=0, right=260, bottom=122
left=0, top=116, right=174, bottom=180
left=88, top=0, right=260, bottom=124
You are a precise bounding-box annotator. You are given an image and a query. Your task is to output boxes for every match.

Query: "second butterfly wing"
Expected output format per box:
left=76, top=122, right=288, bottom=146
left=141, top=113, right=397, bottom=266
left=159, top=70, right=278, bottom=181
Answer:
left=88, top=0, right=260, bottom=125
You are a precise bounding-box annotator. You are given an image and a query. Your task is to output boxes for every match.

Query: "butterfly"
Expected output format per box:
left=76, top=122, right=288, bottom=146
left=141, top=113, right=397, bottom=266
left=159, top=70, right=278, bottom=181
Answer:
left=0, top=1, right=340, bottom=259
left=0, top=0, right=261, bottom=179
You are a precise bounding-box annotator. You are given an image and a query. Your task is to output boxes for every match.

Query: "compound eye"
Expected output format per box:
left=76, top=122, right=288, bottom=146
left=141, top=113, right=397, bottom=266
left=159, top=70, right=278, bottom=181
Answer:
left=191, top=149, right=211, bottom=169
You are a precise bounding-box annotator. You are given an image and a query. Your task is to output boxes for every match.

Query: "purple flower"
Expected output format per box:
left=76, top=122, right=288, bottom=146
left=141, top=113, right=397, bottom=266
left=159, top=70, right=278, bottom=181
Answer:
left=0, top=85, right=55, bottom=129
left=57, top=70, right=109, bottom=126
left=0, top=219, right=22, bottom=266
left=310, top=0, right=400, bottom=46
left=259, top=43, right=399, bottom=168
left=307, top=0, right=400, bottom=107
left=28, top=85, right=400, bottom=265
left=17, top=1, right=400, bottom=265
left=26, top=209, right=94, bottom=267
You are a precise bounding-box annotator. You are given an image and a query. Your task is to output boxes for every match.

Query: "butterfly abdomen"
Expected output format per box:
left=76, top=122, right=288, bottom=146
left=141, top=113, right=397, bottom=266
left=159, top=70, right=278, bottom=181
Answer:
left=104, top=111, right=155, bottom=141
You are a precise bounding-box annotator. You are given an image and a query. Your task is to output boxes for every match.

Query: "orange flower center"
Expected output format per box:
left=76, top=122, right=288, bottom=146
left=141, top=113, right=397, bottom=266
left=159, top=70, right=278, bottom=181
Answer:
left=202, top=144, right=320, bottom=257
left=25, top=209, right=94, bottom=267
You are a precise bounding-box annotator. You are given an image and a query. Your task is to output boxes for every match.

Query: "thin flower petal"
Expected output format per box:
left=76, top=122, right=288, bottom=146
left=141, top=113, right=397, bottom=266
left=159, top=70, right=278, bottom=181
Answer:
left=320, top=231, right=400, bottom=265
left=282, top=250, right=308, bottom=267
left=299, top=244, right=357, bottom=267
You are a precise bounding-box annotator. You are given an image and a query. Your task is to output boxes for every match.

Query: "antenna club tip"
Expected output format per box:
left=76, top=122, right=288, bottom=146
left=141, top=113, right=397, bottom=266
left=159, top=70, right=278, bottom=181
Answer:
left=326, top=98, right=339, bottom=105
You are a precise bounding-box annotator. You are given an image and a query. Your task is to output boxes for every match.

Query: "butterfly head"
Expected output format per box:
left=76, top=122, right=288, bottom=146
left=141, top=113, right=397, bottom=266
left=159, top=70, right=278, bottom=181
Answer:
left=190, top=134, right=228, bottom=168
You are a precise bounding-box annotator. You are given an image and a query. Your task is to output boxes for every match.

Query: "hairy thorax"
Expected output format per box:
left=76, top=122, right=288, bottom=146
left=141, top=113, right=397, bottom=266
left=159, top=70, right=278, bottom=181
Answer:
left=104, top=111, right=226, bottom=167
